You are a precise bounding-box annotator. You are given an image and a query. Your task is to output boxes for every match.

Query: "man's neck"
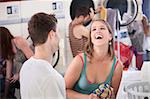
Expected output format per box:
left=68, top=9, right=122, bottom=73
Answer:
left=34, top=45, right=53, bottom=64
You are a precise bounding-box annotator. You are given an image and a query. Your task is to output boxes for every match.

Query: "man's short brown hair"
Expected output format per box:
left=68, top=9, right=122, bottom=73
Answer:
left=28, top=12, right=57, bottom=46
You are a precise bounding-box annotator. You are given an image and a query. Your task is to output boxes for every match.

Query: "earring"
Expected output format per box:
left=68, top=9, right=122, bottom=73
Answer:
left=109, top=41, right=112, bottom=45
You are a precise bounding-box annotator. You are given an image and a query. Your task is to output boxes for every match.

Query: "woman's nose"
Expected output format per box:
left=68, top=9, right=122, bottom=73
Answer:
left=95, top=28, right=101, bottom=32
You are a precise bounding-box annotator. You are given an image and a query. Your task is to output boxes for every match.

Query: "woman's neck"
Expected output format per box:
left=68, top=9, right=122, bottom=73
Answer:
left=93, top=45, right=109, bottom=61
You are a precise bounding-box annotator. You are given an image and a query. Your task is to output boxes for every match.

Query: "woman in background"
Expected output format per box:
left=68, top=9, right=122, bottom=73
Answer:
left=0, top=27, right=14, bottom=98
left=0, top=27, right=33, bottom=99
left=65, top=19, right=123, bottom=99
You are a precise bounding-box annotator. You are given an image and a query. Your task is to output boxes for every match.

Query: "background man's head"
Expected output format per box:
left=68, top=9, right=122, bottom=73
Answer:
left=75, top=6, right=90, bottom=18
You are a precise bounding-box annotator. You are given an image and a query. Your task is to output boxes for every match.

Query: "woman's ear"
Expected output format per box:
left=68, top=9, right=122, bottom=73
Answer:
left=109, top=33, right=113, bottom=41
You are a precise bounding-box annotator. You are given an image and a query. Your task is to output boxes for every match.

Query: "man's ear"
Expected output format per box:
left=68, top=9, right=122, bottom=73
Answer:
left=79, top=15, right=84, bottom=20
left=48, top=30, right=55, bottom=38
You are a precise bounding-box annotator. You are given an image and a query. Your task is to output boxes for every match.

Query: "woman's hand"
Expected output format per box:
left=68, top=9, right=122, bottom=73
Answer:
left=89, top=93, right=100, bottom=99
left=10, top=73, right=19, bottom=83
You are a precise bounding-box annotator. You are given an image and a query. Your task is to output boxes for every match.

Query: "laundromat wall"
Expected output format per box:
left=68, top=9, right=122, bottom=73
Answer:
left=0, top=0, right=100, bottom=74
left=0, top=0, right=67, bottom=74
left=0, top=0, right=148, bottom=73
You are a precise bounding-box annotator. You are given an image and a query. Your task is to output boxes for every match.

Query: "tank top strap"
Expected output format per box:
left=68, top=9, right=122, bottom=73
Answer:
left=82, top=52, right=87, bottom=74
left=105, top=56, right=117, bottom=84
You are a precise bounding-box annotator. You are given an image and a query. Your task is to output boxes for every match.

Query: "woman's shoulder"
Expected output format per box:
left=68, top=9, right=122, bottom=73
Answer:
left=14, top=36, right=29, bottom=49
left=76, top=52, right=88, bottom=59
left=77, top=52, right=91, bottom=62
left=66, top=53, right=85, bottom=76
left=71, top=53, right=85, bottom=65
left=114, top=57, right=123, bottom=72
left=77, top=52, right=84, bottom=57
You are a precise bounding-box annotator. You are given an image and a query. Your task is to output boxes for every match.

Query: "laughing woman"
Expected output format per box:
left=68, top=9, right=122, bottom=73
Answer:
left=65, top=19, right=123, bottom=99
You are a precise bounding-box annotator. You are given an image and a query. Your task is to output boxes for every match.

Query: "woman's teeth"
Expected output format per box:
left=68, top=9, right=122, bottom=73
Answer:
left=95, top=35, right=103, bottom=39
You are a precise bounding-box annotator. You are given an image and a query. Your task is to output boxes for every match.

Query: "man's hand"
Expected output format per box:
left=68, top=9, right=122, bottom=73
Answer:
left=89, top=7, right=95, bottom=19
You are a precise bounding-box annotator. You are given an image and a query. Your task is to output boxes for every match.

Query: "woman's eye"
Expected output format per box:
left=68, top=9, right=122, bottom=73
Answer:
left=92, top=28, right=96, bottom=31
left=100, top=27, right=105, bottom=30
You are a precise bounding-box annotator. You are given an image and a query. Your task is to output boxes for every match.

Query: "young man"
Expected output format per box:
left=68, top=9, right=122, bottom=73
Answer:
left=20, top=12, right=66, bottom=99
left=69, top=6, right=94, bottom=57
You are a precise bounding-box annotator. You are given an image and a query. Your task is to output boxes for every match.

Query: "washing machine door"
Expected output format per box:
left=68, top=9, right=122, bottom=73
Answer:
left=106, top=0, right=127, bottom=18
left=105, top=0, right=138, bottom=26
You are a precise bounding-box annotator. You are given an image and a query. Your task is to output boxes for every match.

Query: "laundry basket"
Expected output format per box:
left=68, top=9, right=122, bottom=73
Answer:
left=124, top=82, right=150, bottom=99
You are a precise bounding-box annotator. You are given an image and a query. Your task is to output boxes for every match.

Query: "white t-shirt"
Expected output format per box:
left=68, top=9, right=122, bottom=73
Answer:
left=20, top=57, right=66, bottom=99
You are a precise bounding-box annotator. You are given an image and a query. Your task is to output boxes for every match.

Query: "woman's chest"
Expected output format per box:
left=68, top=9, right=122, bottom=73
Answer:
left=86, top=62, right=112, bottom=84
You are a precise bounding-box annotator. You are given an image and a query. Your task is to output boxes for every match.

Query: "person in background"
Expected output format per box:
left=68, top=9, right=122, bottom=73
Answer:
left=10, top=36, right=33, bottom=84
left=0, top=27, right=33, bottom=99
left=0, top=27, right=14, bottom=99
left=69, top=6, right=95, bottom=57
left=127, top=15, right=150, bottom=69
left=20, top=12, right=66, bottom=99
left=142, top=15, right=150, bottom=51
left=65, top=19, right=123, bottom=99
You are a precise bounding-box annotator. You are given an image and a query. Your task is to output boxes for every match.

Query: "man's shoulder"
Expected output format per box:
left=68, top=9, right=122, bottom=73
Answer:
left=22, top=57, right=34, bottom=65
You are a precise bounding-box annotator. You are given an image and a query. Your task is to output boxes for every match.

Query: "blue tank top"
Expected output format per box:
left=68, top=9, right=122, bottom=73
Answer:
left=73, top=53, right=117, bottom=94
